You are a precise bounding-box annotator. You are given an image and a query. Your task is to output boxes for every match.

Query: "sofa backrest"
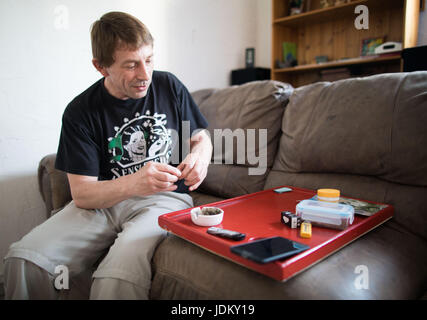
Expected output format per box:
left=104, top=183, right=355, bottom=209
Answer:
left=192, top=80, right=294, bottom=198
left=265, top=72, right=427, bottom=239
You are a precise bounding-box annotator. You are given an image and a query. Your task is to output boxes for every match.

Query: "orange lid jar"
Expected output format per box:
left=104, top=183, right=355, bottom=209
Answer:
left=317, top=189, right=340, bottom=203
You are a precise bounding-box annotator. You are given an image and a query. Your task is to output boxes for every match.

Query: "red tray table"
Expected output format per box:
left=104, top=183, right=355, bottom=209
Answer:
left=158, top=185, right=393, bottom=281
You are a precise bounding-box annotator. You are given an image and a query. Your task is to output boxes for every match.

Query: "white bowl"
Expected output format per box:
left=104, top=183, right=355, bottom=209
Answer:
left=190, top=207, right=224, bottom=226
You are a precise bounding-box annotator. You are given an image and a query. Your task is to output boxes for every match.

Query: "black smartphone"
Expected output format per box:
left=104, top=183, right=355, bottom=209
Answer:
left=230, top=236, right=309, bottom=264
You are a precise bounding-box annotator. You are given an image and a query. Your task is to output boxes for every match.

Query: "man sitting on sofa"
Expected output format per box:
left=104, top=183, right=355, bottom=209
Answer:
left=3, top=11, right=212, bottom=299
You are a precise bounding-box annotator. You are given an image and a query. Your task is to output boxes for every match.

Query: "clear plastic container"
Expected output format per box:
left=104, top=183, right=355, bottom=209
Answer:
left=296, top=199, right=354, bottom=230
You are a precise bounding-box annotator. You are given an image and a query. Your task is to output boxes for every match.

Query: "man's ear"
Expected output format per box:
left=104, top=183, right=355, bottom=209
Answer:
left=92, top=59, right=109, bottom=77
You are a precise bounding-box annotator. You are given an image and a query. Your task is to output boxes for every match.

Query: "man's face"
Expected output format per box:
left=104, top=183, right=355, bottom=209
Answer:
left=98, top=44, right=154, bottom=100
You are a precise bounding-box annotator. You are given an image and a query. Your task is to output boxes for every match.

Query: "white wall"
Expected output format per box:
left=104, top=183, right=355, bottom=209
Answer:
left=0, top=0, right=271, bottom=281
left=418, top=9, right=427, bottom=45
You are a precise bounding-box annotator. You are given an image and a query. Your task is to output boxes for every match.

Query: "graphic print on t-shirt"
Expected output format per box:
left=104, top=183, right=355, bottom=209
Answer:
left=107, top=110, right=172, bottom=178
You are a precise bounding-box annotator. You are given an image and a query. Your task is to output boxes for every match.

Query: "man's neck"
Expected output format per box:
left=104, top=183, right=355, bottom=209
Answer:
left=103, top=77, right=129, bottom=100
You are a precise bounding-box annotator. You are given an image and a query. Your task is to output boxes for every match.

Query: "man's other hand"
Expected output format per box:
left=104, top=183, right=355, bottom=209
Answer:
left=177, top=153, right=209, bottom=192
left=177, top=130, right=212, bottom=192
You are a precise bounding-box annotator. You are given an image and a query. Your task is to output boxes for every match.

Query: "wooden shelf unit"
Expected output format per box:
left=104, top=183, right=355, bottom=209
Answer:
left=271, top=0, right=420, bottom=87
left=274, top=54, right=401, bottom=73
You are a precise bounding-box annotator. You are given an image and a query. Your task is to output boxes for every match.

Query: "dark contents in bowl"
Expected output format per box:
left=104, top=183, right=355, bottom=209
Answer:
left=201, top=207, right=222, bottom=215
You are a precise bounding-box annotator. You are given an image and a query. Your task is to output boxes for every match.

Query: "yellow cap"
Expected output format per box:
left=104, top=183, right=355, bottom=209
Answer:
left=317, top=189, right=340, bottom=198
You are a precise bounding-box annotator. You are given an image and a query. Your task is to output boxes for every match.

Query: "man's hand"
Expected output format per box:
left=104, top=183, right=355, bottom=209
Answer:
left=131, top=161, right=182, bottom=195
left=177, top=153, right=209, bottom=192
left=177, top=130, right=212, bottom=192
left=68, top=162, right=181, bottom=209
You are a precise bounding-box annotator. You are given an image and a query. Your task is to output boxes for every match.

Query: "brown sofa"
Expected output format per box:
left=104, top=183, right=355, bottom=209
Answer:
left=38, top=72, right=427, bottom=299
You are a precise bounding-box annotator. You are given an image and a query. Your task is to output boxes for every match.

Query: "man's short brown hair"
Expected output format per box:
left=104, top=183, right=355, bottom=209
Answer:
left=91, top=11, right=153, bottom=67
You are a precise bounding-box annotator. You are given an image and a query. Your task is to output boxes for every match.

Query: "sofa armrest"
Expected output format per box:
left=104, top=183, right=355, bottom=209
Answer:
left=37, top=153, right=71, bottom=217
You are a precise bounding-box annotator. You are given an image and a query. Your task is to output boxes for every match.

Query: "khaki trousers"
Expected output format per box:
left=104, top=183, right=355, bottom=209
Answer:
left=3, top=191, right=193, bottom=299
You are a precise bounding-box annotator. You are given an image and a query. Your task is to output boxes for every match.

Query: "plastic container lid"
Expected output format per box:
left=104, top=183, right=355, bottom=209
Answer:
left=317, top=189, right=340, bottom=198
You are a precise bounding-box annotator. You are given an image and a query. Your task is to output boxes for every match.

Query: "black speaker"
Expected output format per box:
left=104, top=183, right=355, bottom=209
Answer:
left=231, top=68, right=271, bottom=86
left=402, top=45, right=427, bottom=72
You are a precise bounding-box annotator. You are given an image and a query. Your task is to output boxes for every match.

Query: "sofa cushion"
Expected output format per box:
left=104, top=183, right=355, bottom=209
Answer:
left=192, top=80, right=293, bottom=198
left=191, top=88, right=217, bottom=106
left=386, top=72, right=427, bottom=186
left=151, top=222, right=427, bottom=299
left=189, top=191, right=226, bottom=207
left=196, top=164, right=272, bottom=198
left=274, top=72, right=427, bottom=187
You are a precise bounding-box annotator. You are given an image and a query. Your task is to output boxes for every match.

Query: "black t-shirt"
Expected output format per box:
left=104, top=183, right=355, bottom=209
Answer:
left=55, top=71, right=208, bottom=193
